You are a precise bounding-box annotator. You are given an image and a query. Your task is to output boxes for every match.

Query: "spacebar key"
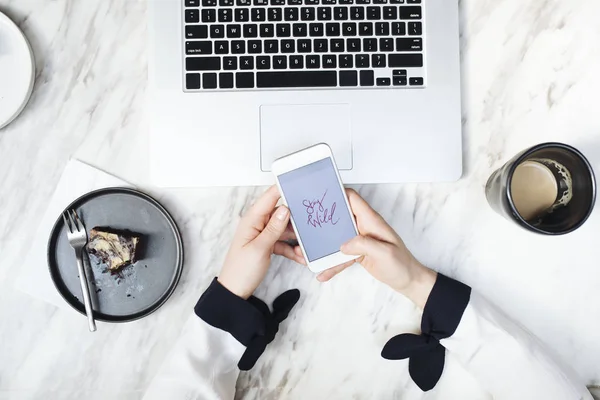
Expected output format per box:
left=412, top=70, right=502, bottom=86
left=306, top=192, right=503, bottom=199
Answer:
left=257, top=71, right=337, bottom=88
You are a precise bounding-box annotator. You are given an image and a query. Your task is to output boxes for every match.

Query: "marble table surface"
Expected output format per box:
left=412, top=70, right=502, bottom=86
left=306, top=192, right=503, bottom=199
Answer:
left=1, top=0, right=599, bottom=399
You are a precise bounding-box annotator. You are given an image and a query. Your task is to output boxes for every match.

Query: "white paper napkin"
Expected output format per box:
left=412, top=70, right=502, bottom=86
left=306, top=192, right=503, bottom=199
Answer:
left=15, top=159, right=133, bottom=309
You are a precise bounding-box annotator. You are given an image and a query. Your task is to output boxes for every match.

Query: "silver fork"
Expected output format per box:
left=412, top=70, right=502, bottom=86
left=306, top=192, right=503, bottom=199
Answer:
left=63, top=209, right=96, bottom=332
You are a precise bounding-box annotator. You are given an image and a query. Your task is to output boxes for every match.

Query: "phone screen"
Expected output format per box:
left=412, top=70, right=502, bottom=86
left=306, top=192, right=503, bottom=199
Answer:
left=278, top=157, right=357, bottom=262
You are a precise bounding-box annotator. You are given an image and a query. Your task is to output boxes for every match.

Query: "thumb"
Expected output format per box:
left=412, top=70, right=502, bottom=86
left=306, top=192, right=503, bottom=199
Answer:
left=256, top=206, right=290, bottom=247
left=341, top=235, right=383, bottom=257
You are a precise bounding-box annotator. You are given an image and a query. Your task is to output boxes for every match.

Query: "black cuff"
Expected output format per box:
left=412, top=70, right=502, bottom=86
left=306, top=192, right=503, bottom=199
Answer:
left=194, top=278, right=300, bottom=371
left=381, top=273, right=471, bottom=392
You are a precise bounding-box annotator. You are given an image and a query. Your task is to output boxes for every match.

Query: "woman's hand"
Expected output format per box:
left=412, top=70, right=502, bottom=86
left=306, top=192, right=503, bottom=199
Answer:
left=218, top=186, right=305, bottom=299
left=318, top=189, right=437, bottom=308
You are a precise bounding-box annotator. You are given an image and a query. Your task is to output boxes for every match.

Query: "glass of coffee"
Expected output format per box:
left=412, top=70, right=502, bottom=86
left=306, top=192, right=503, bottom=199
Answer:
left=485, top=143, right=596, bottom=235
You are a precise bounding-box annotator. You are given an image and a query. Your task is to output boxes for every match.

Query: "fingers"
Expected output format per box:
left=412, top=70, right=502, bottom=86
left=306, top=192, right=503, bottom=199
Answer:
left=345, top=189, right=400, bottom=245
left=255, top=205, right=290, bottom=247
left=340, top=235, right=384, bottom=257
left=274, top=242, right=306, bottom=265
left=317, top=260, right=356, bottom=282
left=279, top=224, right=297, bottom=242
left=244, top=186, right=281, bottom=226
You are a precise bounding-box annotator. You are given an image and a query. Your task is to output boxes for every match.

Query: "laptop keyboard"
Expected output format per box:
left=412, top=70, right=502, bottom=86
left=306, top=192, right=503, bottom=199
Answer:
left=183, top=0, right=425, bottom=90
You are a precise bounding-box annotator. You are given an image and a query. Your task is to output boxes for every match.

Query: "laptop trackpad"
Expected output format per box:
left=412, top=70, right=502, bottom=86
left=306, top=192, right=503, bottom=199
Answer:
left=260, top=104, right=353, bottom=171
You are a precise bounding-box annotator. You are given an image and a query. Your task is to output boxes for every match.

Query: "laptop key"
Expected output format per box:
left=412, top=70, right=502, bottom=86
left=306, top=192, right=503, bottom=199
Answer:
left=185, top=9, right=200, bottom=23
left=393, top=76, right=407, bottom=85
left=281, top=39, right=295, bottom=52
left=248, top=40, right=262, bottom=53
left=231, top=40, right=245, bottom=53
left=186, top=73, right=201, bottom=89
left=396, top=37, right=422, bottom=51
left=388, top=53, right=423, bottom=67
left=244, top=24, right=258, bottom=37
left=339, top=54, right=353, bottom=68
left=298, top=39, right=312, bottom=52
left=366, top=7, right=380, bottom=20
left=392, top=21, right=406, bottom=35
left=310, top=23, right=324, bottom=36
left=400, top=6, right=421, bottom=20
left=236, top=72, right=254, bottom=88
left=342, top=22, right=357, bottom=36
left=264, top=40, right=279, bottom=53
left=301, top=7, right=316, bottom=21
left=359, top=22, right=373, bottom=36
left=355, top=54, right=369, bottom=67
left=223, top=56, right=238, bottom=70
left=214, top=41, right=229, bottom=54
left=350, top=7, right=365, bottom=20
left=347, top=38, right=361, bottom=52
left=210, top=25, right=225, bottom=38
left=277, top=23, right=291, bottom=36
left=372, top=53, right=386, bottom=67
left=256, top=71, right=337, bottom=87
left=375, top=22, right=389, bottom=35
left=202, top=0, right=217, bottom=5
left=273, top=55, right=287, bottom=69
left=269, top=8, right=283, bottom=21
left=326, top=23, right=340, bottom=36
left=186, top=25, right=208, bottom=39
left=240, top=56, right=255, bottom=69
left=409, top=77, right=424, bottom=85
left=363, top=38, right=377, bottom=51
left=220, top=0, right=234, bottom=5
left=186, top=57, right=221, bottom=71
left=322, top=54, right=337, bottom=68
left=285, top=8, right=299, bottom=21
left=227, top=24, right=242, bottom=37
left=331, top=38, right=345, bottom=52
left=257, top=56, right=271, bottom=69
left=334, top=7, right=348, bottom=20
left=376, top=77, right=391, bottom=86
left=218, top=8, right=233, bottom=22
left=318, top=7, right=332, bottom=20
left=359, top=70, right=374, bottom=86
left=185, top=0, right=201, bottom=6
left=252, top=8, right=267, bottom=21
left=383, top=6, right=397, bottom=19
left=271, top=0, right=285, bottom=4
left=186, top=41, right=212, bottom=55
left=306, top=55, right=321, bottom=68
left=339, top=71, right=358, bottom=86
left=408, top=21, right=421, bottom=35
left=293, top=23, right=308, bottom=36
left=220, top=72, right=234, bottom=89
left=290, top=55, right=304, bottom=69
left=201, top=9, right=216, bottom=22
left=203, top=73, right=218, bottom=89
left=260, top=23, right=275, bottom=37
left=237, top=0, right=252, bottom=5
left=314, top=38, right=328, bottom=52
left=236, top=8, right=250, bottom=21
left=379, top=38, right=394, bottom=51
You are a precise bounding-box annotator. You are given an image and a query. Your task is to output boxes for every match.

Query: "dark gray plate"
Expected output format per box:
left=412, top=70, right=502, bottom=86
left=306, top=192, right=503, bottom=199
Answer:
left=47, top=187, right=184, bottom=322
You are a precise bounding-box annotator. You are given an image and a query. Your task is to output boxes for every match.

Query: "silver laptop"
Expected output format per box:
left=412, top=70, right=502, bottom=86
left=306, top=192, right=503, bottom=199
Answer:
left=149, top=0, right=462, bottom=186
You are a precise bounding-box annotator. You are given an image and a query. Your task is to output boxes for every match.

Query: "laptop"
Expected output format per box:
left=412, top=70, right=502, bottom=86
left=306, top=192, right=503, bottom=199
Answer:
left=149, top=0, right=462, bottom=186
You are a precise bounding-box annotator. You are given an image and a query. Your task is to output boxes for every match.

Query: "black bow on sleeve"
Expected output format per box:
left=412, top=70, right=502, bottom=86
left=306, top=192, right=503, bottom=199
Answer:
left=381, top=274, right=471, bottom=392
left=195, top=278, right=300, bottom=371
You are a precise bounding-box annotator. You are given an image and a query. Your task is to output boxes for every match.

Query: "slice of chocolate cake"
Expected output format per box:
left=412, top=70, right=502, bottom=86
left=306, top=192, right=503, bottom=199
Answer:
left=87, top=227, right=141, bottom=271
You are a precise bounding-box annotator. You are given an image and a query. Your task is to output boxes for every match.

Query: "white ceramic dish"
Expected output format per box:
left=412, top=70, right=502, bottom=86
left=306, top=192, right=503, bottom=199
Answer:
left=0, top=11, right=35, bottom=130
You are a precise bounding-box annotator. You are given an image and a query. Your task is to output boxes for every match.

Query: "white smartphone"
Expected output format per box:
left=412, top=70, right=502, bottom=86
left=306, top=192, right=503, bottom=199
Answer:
left=272, top=143, right=359, bottom=273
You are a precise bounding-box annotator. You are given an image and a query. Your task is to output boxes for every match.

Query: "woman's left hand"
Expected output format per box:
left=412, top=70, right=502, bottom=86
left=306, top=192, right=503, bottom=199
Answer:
left=218, top=186, right=306, bottom=299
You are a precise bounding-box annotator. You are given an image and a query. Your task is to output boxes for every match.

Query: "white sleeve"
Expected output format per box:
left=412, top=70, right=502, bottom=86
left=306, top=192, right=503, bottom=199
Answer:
left=143, top=316, right=245, bottom=400
left=440, top=293, right=593, bottom=400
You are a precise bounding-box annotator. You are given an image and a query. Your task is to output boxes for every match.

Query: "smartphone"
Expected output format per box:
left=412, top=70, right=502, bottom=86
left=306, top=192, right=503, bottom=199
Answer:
left=272, top=143, right=359, bottom=273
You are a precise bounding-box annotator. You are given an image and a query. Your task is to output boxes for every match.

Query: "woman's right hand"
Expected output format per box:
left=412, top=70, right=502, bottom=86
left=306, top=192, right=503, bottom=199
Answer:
left=318, top=189, right=437, bottom=308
